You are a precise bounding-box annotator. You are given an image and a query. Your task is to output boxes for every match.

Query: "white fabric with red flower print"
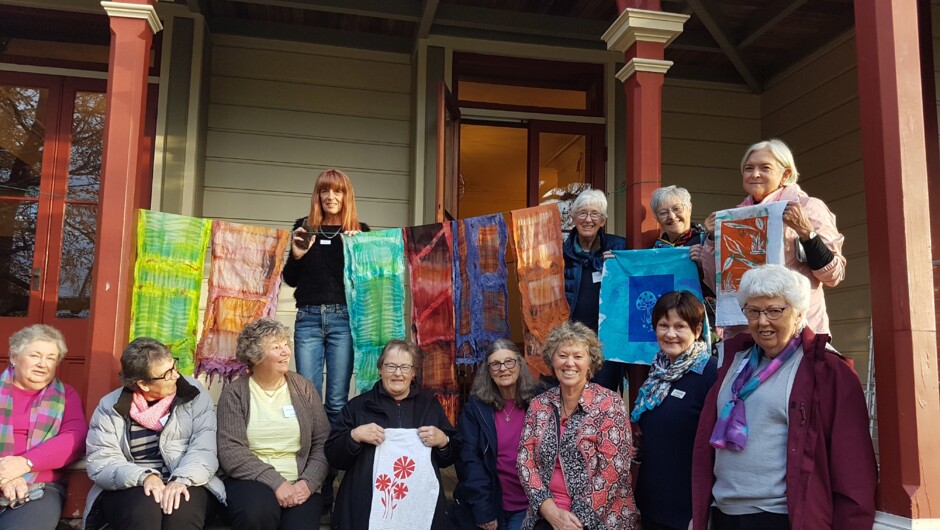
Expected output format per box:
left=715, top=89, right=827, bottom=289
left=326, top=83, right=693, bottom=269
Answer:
left=369, top=428, right=438, bottom=529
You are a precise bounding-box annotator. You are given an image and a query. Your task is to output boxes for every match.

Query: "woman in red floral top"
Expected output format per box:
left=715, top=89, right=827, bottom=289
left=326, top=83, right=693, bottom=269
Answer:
left=516, top=321, right=638, bottom=530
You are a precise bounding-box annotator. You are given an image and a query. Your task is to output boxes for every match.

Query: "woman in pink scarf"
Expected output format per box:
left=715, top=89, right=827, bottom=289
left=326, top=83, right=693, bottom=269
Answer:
left=84, top=338, right=225, bottom=530
left=700, top=138, right=846, bottom=335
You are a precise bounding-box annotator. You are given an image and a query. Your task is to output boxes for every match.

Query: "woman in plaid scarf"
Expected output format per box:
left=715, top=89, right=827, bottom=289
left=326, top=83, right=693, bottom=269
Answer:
left=0, top=325, right=87, bottom=530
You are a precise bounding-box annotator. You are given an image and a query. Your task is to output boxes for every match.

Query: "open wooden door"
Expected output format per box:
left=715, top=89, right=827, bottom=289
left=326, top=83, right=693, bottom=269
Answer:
left=436, top=81, right=461, bottom=222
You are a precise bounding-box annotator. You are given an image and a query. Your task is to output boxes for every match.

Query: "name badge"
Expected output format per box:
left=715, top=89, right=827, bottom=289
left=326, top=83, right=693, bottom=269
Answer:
left=592, top=271, right=603, bottom=283
left=670, top=389, right=686, bottom=399
left=283, top=405, right=296, bottom=418
left=159, top=414, right=170, bottom=426
left=319, top=239, right=332, bottom=245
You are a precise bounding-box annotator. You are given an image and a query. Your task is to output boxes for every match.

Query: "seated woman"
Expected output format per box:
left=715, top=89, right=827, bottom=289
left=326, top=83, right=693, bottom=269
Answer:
left=217, top=318, right=330, bottom=530
left=325, top=339, right=456, bottom=530
left=85, top=337, right=225, bottom=530
left=453, top=339, right=539, bottom=530
left=0, top=325, right=87, bottom=530
left=631, top=292, right=717, bottom=530
left=517, top=321, right=638, bottom=530
left=691, top=265, right=876, bottom=529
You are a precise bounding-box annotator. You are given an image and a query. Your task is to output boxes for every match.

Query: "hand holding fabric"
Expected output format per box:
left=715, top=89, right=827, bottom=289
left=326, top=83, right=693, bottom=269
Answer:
left=351, top=423, right=386, bottom=445
left=417, top=425, right=448, bottom=448
left=783, top=202, right=814, bottom=239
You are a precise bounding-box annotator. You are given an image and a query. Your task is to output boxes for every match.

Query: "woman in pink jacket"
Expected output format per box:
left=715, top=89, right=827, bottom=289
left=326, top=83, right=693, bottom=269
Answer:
left=698, top=138, right=845, bottom=335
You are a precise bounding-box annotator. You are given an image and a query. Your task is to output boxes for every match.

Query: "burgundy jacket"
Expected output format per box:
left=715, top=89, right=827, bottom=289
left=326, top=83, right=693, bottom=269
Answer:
left=690, top=328, right=877, bottom=529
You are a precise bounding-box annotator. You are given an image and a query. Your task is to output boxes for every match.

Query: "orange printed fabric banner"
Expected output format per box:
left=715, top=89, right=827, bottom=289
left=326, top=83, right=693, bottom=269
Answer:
left=714, top=201, right=786, bottom=326
left=511, top=204, right=570, bottom=376
left=195, top=220, right=291, bottom=382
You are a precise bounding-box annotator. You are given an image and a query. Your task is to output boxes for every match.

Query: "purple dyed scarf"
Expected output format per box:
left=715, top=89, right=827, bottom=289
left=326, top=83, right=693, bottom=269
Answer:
left=709, top=333, right=802, bottom=451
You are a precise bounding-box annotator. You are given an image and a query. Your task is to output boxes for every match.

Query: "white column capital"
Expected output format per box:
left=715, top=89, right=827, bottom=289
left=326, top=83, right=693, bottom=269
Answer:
left=101, top=1, right=163, bottom=33
left=601, top=8, right=689, bottom=53
left=616, top=57, right=674, bottom=83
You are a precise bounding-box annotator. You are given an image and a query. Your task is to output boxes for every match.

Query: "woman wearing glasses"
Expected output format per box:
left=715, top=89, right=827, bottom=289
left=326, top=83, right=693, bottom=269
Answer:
left=85, top=338, right=225, bottom=530
left=699, top=139, right=845, bottom=335
left=0, top=325, right=87, bottom=530
left=562, top=189, right=627, bottom=391
left=691, top=265, right=876, bottom=529
left=325, top=339, right=456, bottom=529
left=216, top=318, right=330, bottom=530
left=452, top=339, right=539, bottom=530
left=649, top=186, right=716, bottom=325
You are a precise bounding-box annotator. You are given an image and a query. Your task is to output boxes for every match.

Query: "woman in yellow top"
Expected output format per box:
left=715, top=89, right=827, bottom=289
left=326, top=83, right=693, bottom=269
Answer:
left=217, top=319, right=331, bottom=530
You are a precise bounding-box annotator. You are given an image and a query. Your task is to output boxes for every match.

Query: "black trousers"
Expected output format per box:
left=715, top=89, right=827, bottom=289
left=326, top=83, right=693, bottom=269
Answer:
left=711, top=507, right=790, bottom=530
left=224, top=478, right=323, bottom=530
left=97, top=485, right=219, bottom=530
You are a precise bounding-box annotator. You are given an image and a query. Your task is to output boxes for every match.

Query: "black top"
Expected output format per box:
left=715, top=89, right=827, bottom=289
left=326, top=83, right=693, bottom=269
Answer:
left=571, top=261, right=601, bottom=331
left=282, top=217, right=370, bottom=307
left=635, top=357, right=718, bottom=529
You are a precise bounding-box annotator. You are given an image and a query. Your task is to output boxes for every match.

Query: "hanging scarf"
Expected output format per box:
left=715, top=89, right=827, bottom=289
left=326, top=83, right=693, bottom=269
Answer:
left=709, top=333, right=802, bottom=451
left=0, top=366, right=66, bottom=484
left=569, top=233, right=606, bottom=271
left=631, top=340, right=709, bottom=422
left=130, top=391, right=176, bottom=432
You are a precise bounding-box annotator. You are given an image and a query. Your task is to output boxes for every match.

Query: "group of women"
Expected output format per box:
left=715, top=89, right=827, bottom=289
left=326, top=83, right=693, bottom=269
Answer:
left=0, top=140, right=876, bottom=530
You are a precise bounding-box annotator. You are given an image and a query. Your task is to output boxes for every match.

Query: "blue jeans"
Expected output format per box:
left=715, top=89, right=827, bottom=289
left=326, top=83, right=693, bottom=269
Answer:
left=294, top=304, right=353, bottom=425
left=503, top=509, right=526, bottom=530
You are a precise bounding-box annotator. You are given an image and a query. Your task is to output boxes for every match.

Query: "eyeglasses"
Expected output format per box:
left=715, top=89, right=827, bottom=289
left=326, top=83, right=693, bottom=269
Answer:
left=575, top=211, right=603, bottom=221
left=147, top=359, right=178, bottom=382
left=741, top=306, right=789, bottom=321
left=488, top=358, right=518, bottom=372
left=382, top=363, right=414, bottom=375
left=655, top=204, right=687, bottom=220
left=0, top=483, right=44, bottom=512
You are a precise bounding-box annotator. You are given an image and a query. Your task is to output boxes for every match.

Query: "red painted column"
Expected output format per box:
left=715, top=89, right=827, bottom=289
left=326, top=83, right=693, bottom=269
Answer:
left=85, top=0, right=161, bottom=410
left=855, top=0, right=940, bottom=519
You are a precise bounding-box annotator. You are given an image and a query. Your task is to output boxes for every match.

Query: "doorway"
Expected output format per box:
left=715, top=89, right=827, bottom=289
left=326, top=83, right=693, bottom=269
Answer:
left=0, top=72, right=107, bottom=395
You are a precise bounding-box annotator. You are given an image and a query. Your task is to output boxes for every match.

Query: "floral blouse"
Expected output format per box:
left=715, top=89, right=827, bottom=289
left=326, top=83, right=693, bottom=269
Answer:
left=517, top=383, right=638, bottom=530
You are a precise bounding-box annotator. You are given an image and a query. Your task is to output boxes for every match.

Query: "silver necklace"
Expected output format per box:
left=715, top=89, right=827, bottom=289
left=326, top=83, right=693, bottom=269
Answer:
left=502, top=401, right=515, bottom=422
left=319, top=225, right=343, bottom=240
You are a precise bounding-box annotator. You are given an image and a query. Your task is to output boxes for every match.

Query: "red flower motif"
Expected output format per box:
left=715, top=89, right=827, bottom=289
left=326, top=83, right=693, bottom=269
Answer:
left=392, top=482, right=409, bottom=500
left=393, top=456, right=415, bottom=480
left=375, top=473, right=391, bottom=492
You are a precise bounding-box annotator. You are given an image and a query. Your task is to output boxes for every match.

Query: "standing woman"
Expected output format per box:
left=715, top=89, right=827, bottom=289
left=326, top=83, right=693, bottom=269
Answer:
left=701, top=139, right=845, bottom=334
left=631, top=292, right=717, bottom=530
left=0, top=325, right=87, bottom=530
left=562, top=189, right=627, bottom=391
left=282, top=168, right=369, bottom=423
left=452, top=339, right=539, bottom=530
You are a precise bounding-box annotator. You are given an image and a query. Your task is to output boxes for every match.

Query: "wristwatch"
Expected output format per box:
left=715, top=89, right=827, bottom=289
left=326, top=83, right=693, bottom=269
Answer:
left=802, top=230, right=818, bottom=242
left=24, top=457, right=33, bottom=470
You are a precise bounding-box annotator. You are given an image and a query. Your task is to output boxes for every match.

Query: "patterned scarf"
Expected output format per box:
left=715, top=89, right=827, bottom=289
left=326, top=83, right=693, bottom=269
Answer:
left=130, top=391, right=176, bottom=432
left=196, top=220, right=290, bottom=382
left=709, top=334, right=802, bottom=450
left=631, top=340, right=709, bottom=422
left=452, top=215, right=511, bottom=366
left=511, top=205, right=570, bottom=376
left=652, top=226, right=705, bottom=249
left=130, top=210, right=213, bottom=375
left=343, top=229, right=407, bottom=393
left=0, top=366, right=66, bottom=484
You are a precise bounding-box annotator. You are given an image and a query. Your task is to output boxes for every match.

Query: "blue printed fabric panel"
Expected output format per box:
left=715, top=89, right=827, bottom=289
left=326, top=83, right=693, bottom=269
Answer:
left=598, top=247, right=706, bottom=365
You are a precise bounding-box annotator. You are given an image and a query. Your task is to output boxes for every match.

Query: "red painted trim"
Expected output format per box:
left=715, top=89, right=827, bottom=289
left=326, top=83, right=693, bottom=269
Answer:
left=84, top=12, right=156, bottom=413
left=855, top=0, right=940, bottom=518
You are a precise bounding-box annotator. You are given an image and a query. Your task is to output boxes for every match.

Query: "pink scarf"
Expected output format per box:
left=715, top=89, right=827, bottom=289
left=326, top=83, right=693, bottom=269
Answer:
left=130, top=391, right=176, bottom=431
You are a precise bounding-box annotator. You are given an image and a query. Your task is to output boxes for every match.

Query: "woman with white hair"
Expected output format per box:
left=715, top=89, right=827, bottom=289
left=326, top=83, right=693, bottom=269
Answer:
left=562, top=188, right=627, bottom=391
left=649, top=185, right=716, bottom=323
left=701, top=139, right=846, bottom=335
left=690, top=264, right=876, bottom=530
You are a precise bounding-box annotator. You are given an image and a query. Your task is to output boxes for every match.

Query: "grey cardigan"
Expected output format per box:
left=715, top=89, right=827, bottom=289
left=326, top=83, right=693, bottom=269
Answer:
left=216, top=371, right=330, bottom=492
left=84, top=376, right=226, bottom=529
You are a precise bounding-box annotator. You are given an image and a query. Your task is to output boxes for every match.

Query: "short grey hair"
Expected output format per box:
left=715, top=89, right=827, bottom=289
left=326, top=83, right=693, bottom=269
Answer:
left=236, top=318, right=293, bottom=368
left=541, top=321, right=605, bottom=379
left=9, top=325, right=67, bottom=362
left=572, top=189, right=608, bottom=219
left=119, top=337, right=172, bottom=390
left=376, top=339, right=423, bottom=373
left=741, top=138, right=799, bottom=185
left=650, top=185, right=692, bottom=214
left=736, top=264, right=811, bottom=318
